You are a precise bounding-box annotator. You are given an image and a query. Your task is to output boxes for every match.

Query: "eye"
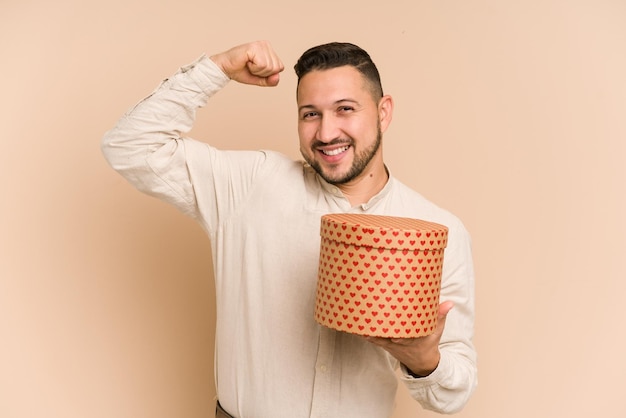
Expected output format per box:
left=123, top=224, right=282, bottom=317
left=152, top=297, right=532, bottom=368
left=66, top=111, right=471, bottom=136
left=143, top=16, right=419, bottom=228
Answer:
left=338, top=105, right=355, bottom=113
left=301, top=111, right=319, bottom=120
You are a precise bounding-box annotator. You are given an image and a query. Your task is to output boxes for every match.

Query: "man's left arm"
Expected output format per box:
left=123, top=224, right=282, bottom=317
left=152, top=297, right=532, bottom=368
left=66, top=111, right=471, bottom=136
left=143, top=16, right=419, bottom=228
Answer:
left=366, top=218, right=477, bottom=413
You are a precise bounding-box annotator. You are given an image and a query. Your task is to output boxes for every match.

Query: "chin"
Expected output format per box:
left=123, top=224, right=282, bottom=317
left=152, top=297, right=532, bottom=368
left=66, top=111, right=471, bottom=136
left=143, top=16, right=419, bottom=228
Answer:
left=322, top=170, right=356, bottom=186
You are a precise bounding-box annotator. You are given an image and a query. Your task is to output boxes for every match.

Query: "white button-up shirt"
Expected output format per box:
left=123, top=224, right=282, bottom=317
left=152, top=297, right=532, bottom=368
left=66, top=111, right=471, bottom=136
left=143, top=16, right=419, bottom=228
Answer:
left=102, top=55, right=477, bottom=418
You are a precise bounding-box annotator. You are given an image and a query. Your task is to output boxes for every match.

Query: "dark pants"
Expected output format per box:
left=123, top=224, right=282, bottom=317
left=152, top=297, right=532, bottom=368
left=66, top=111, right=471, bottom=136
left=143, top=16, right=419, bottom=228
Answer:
left=216, top=401, right=234, bottom=418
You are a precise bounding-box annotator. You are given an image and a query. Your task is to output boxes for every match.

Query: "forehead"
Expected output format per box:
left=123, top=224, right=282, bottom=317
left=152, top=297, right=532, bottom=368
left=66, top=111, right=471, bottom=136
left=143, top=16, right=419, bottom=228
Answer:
left=296, top=66, right=372, bottom=105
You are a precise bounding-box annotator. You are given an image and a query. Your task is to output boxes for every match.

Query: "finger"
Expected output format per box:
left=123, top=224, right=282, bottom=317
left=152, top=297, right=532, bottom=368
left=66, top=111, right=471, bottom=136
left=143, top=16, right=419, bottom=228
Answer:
left=237, top=72, right=280, bottom=87
left=247, top=55, right=284, bottom=77
left=433, top=300, right=454, bottom=334
left=246, top=58, right=284, bottom=87
left=245, top=63, right=282, bottom=87
left=438, top=300, right=454, bottom=319
left=390, top=338, right=413, bottom=345
left=363, top=335, right=390, bottom=347
left=265, top=73, right=281, bottom=87
left=246, top=42, right=284, bottom=75
left=365, top=335, right=412, bottom=348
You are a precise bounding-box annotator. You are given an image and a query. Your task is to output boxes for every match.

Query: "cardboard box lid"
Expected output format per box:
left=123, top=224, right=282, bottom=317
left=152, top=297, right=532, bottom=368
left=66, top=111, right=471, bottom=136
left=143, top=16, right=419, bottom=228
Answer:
left=320, top=214, right=448, bottom=251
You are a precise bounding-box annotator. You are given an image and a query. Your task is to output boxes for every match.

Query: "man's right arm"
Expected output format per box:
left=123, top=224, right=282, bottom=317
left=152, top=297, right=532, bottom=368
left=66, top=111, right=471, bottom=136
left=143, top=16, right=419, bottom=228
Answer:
left=101, top=41, right=284, bottom=216
left=100, top=54, right=230, bottom=215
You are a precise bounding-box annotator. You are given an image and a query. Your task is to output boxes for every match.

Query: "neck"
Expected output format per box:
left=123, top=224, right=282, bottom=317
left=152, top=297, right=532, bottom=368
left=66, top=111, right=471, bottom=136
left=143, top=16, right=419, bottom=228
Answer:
left=337, top=163, right=389, bottom=206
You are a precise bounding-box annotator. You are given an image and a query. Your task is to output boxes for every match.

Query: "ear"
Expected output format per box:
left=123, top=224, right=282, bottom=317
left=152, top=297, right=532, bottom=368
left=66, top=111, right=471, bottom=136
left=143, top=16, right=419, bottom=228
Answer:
left=378, top=95, right=394, bottom=133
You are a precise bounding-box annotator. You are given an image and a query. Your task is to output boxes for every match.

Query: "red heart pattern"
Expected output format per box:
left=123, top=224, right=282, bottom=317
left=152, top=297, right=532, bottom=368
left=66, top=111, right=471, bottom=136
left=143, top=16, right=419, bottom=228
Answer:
left=314, top=214, right=448, bottom=338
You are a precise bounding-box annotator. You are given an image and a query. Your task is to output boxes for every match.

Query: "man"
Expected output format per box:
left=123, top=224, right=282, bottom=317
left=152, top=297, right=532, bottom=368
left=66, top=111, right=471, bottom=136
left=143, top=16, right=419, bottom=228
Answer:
left=102, top=40, right=477, bottom=417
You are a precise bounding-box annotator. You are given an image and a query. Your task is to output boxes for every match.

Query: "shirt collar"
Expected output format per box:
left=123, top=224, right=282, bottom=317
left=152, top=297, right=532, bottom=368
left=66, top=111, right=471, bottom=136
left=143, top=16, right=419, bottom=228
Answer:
left=314, top=165, right=394, bottom=211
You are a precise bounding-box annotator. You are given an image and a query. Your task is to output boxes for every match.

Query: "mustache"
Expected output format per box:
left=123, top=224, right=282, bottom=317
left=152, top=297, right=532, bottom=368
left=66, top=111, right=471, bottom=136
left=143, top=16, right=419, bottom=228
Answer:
left=311, top=138, right=353, bottom=148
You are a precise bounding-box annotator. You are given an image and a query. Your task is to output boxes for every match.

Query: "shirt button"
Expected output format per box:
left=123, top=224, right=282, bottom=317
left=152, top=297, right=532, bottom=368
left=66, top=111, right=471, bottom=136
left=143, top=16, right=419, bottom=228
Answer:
left=320, top=365, right=328, bottom=372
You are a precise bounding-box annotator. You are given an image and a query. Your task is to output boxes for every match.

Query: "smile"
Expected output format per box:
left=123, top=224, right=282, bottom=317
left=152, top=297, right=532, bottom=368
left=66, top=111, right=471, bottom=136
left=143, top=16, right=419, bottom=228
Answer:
left=320, top=145, right=350, bottom=156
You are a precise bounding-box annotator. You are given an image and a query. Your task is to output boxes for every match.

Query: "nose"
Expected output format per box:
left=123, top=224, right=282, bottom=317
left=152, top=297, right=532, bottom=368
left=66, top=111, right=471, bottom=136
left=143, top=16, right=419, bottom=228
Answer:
left=316, top=114, right=341, bottom=143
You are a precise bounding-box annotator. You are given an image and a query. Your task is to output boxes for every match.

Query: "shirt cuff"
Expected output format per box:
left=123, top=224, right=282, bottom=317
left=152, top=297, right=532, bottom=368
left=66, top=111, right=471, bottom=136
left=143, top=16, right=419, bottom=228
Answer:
left=399, top=350, right=450, bottom=386
left=180, top=54, right=231, bottom=96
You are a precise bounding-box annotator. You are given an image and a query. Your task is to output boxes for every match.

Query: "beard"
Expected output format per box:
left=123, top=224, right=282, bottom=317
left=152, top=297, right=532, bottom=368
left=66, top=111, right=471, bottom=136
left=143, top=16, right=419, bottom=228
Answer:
left=303, top=124, right=383, bottom=185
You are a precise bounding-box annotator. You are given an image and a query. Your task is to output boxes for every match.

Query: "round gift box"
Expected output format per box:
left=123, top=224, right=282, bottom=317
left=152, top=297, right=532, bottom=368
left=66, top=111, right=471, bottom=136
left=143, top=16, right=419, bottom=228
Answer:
left=314, top=214, right=448, bottom=338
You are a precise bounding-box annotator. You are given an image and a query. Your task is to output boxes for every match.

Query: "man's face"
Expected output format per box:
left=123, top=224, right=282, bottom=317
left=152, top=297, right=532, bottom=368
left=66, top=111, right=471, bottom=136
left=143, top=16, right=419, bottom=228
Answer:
left=296, top=66, right=387, bottom=185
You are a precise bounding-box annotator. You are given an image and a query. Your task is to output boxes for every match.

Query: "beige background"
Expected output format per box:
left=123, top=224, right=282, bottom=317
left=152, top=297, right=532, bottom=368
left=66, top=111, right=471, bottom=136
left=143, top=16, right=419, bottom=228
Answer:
left=1, top=0, right=625, bottom=417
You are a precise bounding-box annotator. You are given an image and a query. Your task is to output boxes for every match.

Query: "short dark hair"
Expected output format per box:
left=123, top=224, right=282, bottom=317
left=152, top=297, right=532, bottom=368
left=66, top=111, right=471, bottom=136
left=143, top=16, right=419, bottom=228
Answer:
left=294, top=42, right=383, bottom=99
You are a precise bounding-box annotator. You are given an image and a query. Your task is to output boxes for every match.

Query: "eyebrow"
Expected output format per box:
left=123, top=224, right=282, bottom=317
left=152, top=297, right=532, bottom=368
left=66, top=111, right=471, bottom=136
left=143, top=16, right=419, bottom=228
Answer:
left=298, top=99, right=360, bottom=113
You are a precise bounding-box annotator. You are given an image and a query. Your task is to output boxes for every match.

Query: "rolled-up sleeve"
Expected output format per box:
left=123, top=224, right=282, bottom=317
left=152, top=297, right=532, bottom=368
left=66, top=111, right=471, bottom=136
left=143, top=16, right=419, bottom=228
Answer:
left=101, top=55, right=230, bottom=215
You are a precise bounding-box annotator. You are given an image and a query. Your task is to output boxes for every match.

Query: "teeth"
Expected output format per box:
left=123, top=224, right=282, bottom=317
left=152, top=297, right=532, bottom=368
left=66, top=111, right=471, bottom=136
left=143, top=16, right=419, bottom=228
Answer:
left=322, top=146, right=349, bottom=156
